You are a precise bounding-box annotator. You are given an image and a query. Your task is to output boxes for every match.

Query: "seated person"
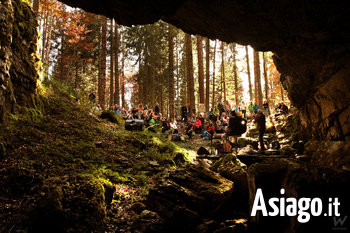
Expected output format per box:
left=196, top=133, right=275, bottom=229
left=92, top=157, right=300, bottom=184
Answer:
left=194, top=117, right=202, bottom=134
left=199, top=114, right=205, bottom=127
left=275, top=101, right=289, bottom=119
left=215, top=120, right=225, bottom=133
left=202, top=120, right=215, bottom=140
left=279, top=101, right=288, bottom=114
left=169, top=118, right=178, bottom=134
left=131, top=108, right=139, bottom=119
left=162, top=118, right=170, bottom=133
left=185, top=121, right=194, bottom=139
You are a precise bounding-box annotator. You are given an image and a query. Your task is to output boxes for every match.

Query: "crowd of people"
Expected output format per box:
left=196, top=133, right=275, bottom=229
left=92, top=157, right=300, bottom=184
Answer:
left=105, top=99, right=289, bottom=151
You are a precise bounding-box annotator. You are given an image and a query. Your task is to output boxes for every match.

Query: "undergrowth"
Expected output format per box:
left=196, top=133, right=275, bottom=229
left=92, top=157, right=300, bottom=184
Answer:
left=0, top=79, right=191, bottom=232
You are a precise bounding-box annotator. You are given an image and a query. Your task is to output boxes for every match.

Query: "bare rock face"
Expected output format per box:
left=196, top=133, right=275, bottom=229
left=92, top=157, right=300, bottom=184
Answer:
left=59, top=0, right=350, bottom=141
left=248, top=159, right=350, bottom=233
left=0, top=0, right=39, bottom=122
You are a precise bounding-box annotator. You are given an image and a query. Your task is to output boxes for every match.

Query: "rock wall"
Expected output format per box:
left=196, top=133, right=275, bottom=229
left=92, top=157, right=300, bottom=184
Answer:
left=248, top=159, right=350, bottom=233
left=0, top=0, right=39, bottom=122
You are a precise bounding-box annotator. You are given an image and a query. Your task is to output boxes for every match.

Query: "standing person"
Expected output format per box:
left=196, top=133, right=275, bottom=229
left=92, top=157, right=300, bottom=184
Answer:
left=181, top=105, right=188, bottom=122
left=255, top=109, right=266, bottom=152
left=224, top=100, right=231, bottom=114
left=199, top=113, right=205, bottom=128
left=248, top=101, right=254, bottom=119
left=262, top=100, right=269, bottom=116
left=217, top=101, right=224, bottom=115
left=213, top=106, right=220, bottom=116
left=154, top=103, right=160, bottom=115
left=240, top=102, right=246, bottom=119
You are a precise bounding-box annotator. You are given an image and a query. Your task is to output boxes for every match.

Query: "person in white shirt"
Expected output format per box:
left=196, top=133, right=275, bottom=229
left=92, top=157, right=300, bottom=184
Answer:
left=170, top=118, right=178, bottom=134
left=240, top=102, right=247, bottom=118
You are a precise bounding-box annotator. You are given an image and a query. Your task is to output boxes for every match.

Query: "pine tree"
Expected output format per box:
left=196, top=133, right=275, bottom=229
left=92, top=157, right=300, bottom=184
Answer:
left=168, top=24, right=175, bottom=119
left=212, top=40, right=217, bottom=108
left=245, top=46, right=253, bottom=101
left=263, top=52, right=270, bottom=114
left=98, top=16, right=107, bottom=109
left=232, top=43, right=239, bottom=106
left=205, top=38, right=210, bottom=112
left=109, top=19, right=114, bottom=106
left=33, top=0, right=39, bottom=14
left=221, top=42, right=226, bottom=103
left=114, top=23, right=120, bottom=106
left=185, top=33, right=195, bottom=114
left=253, top=50, right=263, bottom=106
left=196, top=35, right=204, bottom=104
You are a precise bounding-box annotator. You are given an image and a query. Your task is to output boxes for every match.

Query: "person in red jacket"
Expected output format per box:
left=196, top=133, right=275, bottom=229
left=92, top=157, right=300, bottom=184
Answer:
left=202, top=120, right=215, bottom=140
left=194, top=117, right=202, bottom=134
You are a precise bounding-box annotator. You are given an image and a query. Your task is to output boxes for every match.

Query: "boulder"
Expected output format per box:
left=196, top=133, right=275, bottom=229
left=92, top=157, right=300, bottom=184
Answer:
left=145, top=164, right=234, bottom=232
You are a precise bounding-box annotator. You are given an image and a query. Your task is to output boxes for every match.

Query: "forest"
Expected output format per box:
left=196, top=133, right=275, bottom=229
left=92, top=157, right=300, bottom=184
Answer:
left=1, top=0, right=349, bottom=233
left=35, top=0, right=288, bottom=115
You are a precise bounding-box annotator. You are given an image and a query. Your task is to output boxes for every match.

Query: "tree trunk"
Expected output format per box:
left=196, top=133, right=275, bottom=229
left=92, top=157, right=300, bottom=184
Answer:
left=263, top=52, right=270, bottom=114
left=205, top=38, right=210, bottom=112
left=32, top=0, right=39, bottom=15
left=98, top=16, right=107, bottom=109
left=185, top=33, right=195, bottom=114
left=221, top=42, right=226, bottom=103
left=232, top=43, right=239, bottom=106
left=196, top=35, right=204, bottom=104
left=245, top=46, right=253, bottom=101
left=109, top=19, right=114, bottom=106
left=41, top=7, right=48, bottom=63
left=184, top=54, right=188, bottom=106
left=168, top=24, right=175, bottom=119
left=121, top=40, right=126, bottom=106
left=253, top=50, right=263, bottom=107
left=43, top=0, right=54, bottom=73
left=212, top=40, right=217, bottom=109
left=176, top=33, right=180, bottom=110
left=114, top=23, right=120, bottom=106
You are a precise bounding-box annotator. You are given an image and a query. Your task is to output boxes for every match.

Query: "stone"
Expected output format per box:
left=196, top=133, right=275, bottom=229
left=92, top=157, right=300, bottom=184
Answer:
left=238, top=145, right=257, bottom=155
left=148, top=161, right=160, bottom=167
left=130, top=202, right=146, bottom=214
left=305, top=140, right=350, bottom=168
left=145, top=165, right=234, bottom=232
left=140, top=209, right=158, bottom=219
left=103, top=182, right=116, bottom=208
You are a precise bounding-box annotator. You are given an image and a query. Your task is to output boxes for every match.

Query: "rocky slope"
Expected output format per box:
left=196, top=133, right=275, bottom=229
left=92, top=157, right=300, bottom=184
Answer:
left=0, top=80, right=250, bottom=232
